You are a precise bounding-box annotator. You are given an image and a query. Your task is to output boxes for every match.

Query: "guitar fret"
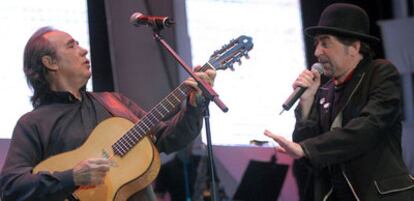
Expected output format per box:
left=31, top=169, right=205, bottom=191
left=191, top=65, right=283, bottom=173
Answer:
left=131, top=127, right=145, bottom=139
left=157, top=107, right=164, bottom=118
left=145, top=116, right=156, bottom=126
left=128, top=131, right=139, bottom=142
left=141, top=119, right=151, bottom=130
left=130, top=126, right=139, bottom=135
left=154, top=105, right=163, bottom=116
left=166, top=98, right=175, bottom=107
left=153, top=107, right=164, bottom=119
left=204, top=62, right=214, bottom=71
left=121, top=137, right=131, bottom=150
left=160, top=104, right=169, bottom=113
left=136, top=131, right=144, bottom=140
left=117, top=141, right=127, bottom=155
left=125, top=133, right=135, bottom=145
left=170, top=93, right=181, bottom=105
left=112, top=144, right=122, bottom=155
left=135, top=123, right=145, bottom=133
left=120, top=136, right=128, bottom=147
left=147, top=112, right=159, bottom=123
left=171, top=93, right=180, bottom=102
left=177, top=87, right=186, bottom=96
left=131, top=131, right=141, bottom=142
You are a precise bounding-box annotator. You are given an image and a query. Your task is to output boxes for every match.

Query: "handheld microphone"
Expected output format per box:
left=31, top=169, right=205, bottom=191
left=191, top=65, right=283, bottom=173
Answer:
left=280, top=63, right=323, bottom=114
left=129, top=12, right=174, bottom=29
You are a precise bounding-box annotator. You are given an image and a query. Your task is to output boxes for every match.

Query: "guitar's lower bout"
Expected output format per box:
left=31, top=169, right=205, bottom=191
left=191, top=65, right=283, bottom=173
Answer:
left=33, top=117, right=161, bottom=201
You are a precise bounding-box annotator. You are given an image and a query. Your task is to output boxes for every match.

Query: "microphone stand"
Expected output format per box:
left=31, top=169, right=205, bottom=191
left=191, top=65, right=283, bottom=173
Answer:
left=151, top=28, right=226, bottom=201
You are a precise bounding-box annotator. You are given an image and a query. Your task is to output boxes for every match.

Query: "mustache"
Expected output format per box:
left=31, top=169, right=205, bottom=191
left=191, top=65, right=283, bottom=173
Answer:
left=317, top=55, right=329, bottom=64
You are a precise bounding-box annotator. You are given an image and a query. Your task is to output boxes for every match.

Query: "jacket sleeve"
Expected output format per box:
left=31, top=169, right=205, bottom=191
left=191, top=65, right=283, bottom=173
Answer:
left=115, top=93, right=204, bottom=154
left=292, top=100, right=321, bottom=143
left=300, top=61, right=402, bottom=166
left=155, top=98, right=203, bottom=154
left=0, top=117, right=77, bottom=201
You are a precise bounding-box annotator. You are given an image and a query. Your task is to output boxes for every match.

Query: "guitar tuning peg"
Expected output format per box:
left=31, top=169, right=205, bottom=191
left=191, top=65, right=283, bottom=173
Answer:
left=237, top=59, right=242, bottom=65
left=230, top=66, right=235, bottom=71
left=244, top=54, right=250, bottom=59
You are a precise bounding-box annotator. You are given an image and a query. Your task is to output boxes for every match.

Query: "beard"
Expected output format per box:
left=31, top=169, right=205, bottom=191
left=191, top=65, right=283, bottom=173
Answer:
left=321, top=62, right=336, bottom=78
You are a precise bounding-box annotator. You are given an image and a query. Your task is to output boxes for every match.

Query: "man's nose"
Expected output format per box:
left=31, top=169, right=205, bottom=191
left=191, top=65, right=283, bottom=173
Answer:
left=314, top=44, right=323, bottom=58
left=80, top=46, right=88, bottom=56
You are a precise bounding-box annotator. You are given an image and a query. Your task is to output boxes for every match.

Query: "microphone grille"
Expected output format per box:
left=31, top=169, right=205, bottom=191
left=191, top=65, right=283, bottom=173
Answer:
left=311, top=63, right=324, bottom=75
left=129, top=12, right=144, bottom=25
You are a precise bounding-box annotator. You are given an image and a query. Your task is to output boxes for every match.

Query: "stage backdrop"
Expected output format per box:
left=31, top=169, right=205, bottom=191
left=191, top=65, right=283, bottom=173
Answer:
left=379, top=17, right=414, bottom=174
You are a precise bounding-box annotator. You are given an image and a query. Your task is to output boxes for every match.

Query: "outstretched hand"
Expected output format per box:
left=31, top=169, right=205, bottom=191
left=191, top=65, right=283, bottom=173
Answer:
left=264, top=129, right=305, bottom=159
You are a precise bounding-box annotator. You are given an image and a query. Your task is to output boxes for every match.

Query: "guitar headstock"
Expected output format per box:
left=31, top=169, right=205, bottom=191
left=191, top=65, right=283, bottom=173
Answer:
left=208, top=35, right=253, bottom=71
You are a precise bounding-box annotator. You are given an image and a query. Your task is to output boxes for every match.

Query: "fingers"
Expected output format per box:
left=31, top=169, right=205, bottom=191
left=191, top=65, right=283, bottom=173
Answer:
left=264, top=129, right=275, bottom=138
left=264, top=130, right=305, bottom=159
left=184, top=66, right=217, bottom=107
left=196, top=71, right=215, bottom=86
left=264, top=130, right=285, bottom=153
left=275, top=146, right=287, bottom=154
left=73, top=158, right=112, bottom=187
left=293, top=69, right=316, bottom=89
left=193, top=65, right=217, bottom=81
left=205, top=68, right=217, bottom=82
left=264, top=130, right=289, bottom=147
left=264, top=130, right=288, bottom=154
left=311, top=68, right=321, bottom=83
left=193, top=65, right=203, bottom=72
left=183, top=78, right=200, bottom=94
left=264, top=129, right=283, bottom=141
left=87, top=158, right=111, bottom=171
left=184, top=70, right=216, bottom=93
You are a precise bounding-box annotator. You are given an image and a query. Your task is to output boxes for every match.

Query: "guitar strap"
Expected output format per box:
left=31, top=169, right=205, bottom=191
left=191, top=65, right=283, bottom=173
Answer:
left=90, top=92, right=139, bottom=123
left=90, top=92, right=160, bottom=144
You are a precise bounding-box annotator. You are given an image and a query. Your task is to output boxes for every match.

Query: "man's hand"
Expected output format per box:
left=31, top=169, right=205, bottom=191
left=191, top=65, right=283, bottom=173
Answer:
left=293, top=68, right=321, bottom=119
left=73, top=158, right=111, bottom=187
left=293, top=68, right=321, bottom=102
left=184, top=65, right=216, bottom=107
left=264, top=130, right=305, bottom=159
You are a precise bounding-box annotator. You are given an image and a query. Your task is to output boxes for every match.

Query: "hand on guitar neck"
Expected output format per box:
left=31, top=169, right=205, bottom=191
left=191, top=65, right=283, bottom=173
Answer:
left=184, top=65, right=217, bottom=107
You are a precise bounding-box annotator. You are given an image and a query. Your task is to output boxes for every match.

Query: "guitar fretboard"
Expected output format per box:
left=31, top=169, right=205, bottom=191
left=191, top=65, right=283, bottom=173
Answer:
left=112, top=64, right=211, bottom=157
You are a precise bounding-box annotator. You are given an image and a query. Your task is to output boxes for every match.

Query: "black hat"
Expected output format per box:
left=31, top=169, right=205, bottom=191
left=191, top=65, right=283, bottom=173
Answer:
left=304, top=3, right=380, bottom=43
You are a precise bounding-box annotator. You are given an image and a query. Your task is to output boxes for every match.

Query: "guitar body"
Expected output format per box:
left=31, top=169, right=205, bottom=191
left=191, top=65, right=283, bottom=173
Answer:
left=33, top=117, right=160, bottom=201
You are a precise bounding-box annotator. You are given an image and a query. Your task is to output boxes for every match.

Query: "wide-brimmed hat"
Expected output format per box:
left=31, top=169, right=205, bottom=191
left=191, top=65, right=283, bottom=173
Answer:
left=304, top=3, right=380, bottom=43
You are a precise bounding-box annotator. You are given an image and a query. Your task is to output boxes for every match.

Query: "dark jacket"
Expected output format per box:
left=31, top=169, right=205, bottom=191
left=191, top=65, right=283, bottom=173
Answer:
left=293, top=58, right=414, bottom=201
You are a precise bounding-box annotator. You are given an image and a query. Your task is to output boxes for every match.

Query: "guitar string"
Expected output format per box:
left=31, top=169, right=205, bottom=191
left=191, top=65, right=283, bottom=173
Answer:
left=112, top=62, right=212, bottom=156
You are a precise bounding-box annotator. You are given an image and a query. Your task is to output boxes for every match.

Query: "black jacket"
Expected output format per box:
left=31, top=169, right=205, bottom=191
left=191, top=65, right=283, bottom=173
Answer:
left=293, top=58, right=414, bottom=201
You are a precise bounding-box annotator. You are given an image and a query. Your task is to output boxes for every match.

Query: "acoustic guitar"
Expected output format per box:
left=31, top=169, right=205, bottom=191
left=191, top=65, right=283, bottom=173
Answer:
left=33, top=35, right=253, bottom=201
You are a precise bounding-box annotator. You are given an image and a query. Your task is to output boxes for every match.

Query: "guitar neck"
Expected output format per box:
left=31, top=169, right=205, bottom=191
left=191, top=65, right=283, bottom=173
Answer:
left=112, top=64, right=212, bottom=157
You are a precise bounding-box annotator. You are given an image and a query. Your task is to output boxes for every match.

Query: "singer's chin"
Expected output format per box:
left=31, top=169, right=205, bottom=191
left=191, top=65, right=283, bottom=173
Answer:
left=322, top=67, right=333, bottom=77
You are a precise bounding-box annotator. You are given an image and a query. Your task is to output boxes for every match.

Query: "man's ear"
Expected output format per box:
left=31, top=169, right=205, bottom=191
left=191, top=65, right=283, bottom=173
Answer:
left=350, top=41, right=361, bottom=57
left=41, top=55, right=58, bottom=71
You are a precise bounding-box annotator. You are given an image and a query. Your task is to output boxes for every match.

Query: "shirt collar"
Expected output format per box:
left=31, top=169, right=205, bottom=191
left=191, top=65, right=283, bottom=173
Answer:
left=333, top=56, right=371, bottom=87
left=40, top=90, right=85, bottom=106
